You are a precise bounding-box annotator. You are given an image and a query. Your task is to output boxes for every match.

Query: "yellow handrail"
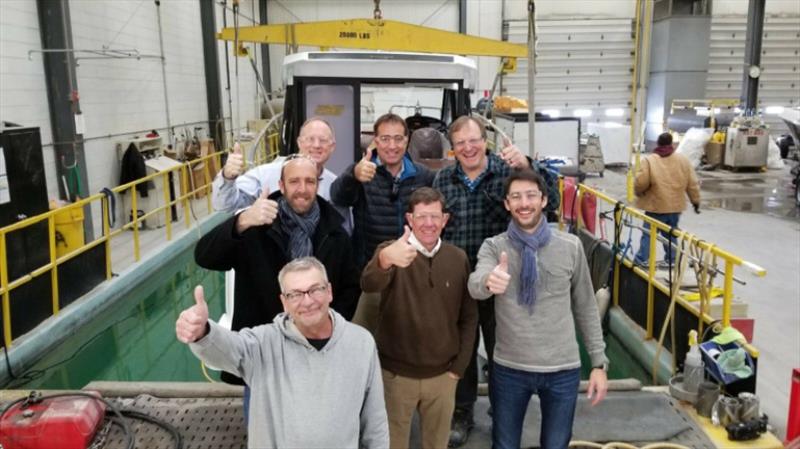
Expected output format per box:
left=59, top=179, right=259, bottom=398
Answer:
left=566, top=181, right=765, bottom=357
left=0, top=133, right=280, bottom=348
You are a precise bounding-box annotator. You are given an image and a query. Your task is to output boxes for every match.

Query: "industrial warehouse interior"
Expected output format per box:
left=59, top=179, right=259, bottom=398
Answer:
left=0, top=1, right=798, bottom=448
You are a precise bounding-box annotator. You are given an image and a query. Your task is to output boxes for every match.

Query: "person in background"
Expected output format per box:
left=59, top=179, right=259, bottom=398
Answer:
left=468, top=169, right=608, bottom=449
left=212, top=117, right=351, bottom=233
left=177, top=257, right=388, bottom=449
left=362, top=187, right=477, bottom=449
left=633, top=132, right=701, bottom=268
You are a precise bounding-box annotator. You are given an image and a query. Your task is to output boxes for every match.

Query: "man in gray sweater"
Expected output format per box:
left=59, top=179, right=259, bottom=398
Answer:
left=468, top=169, right=608, bottom=449
left=176, top=257, right=389, bottom=449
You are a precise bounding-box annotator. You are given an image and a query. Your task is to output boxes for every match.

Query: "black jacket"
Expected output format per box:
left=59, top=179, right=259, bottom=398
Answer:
left=194, top=194, right=361, bottom=384
left=331, top=154, right=434, bottom=269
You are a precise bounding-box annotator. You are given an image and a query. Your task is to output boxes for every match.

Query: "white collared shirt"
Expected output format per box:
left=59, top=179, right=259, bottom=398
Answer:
left=408, top=232, right=442, bottom=258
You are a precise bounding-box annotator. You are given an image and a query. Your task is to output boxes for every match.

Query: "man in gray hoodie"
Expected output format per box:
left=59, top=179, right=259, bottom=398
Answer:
left=176, top=257, right=389, bottom=449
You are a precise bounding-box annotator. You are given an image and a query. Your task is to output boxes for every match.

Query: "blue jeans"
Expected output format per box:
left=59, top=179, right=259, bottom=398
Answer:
left=490, top=364, right=580, bottom=449
left=634, top=212, right=680, bottom=265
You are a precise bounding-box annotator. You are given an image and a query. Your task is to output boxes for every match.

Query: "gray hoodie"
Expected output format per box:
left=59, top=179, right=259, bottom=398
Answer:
left=190, top=310, right=389, bottom=449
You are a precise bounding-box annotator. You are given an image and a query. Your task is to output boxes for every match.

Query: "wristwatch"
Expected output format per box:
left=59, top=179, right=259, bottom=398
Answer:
left=593, top=362, right=608, bottom=372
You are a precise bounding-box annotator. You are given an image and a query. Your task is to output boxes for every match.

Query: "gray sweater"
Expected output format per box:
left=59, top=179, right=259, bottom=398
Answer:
left=190, top=310, right=389, bottom=449
left=468, top=228, right=608, bottom=372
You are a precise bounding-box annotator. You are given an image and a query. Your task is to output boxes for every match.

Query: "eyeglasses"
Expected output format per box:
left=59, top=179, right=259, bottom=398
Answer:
left=283, top=284, right=329, bottom=303
left=412, top=213, right=445, bottom=222
left=299, top=136, right=333, bottom=146
left=452, top=137, right=485, bottom=149
left=377, top=135, right=407, bottom=144
left=506, top=190, right=543, bottom=202
left=282, top=153, right=317, bottom=167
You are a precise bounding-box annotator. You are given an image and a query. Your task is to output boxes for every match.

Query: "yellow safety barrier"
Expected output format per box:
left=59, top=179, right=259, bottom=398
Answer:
left=0, top=134, right=280, bottom=348
left=562, top=181, right=765, bottom=357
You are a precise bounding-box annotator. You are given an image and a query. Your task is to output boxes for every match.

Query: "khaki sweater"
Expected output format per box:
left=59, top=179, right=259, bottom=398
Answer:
left=361, top=241, right=478, bottom=378
left=634, top=152, right=701, bottom=213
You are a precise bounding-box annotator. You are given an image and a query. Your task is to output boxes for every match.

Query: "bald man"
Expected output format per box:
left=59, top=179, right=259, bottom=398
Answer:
left=212, top=117, right=351, bottom=233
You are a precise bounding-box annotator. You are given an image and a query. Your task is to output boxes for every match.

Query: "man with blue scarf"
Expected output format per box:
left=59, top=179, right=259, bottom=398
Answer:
left=468, top=169, right=608, bottom=449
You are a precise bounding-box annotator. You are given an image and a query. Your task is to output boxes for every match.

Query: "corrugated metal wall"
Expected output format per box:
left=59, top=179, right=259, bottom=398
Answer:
left=501, top=18, right=635, bottom=128
left=705, top=14, right=800, bottom=134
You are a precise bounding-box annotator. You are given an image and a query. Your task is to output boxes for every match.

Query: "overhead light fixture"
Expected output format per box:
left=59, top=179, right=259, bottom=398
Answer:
left=573, top=109, right=592, bottom=117
left=541, top=109, right=560, bottom=118
left=764, top=105, right=784, bottom=114
left=605, top=108, right=624, bottom=117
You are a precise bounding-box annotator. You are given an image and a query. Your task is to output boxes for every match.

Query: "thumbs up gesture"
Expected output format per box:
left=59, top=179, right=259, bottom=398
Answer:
left=354, top=146, right=378, bottom=183
left=499, top=138, right=527, bottom=169
left=486, top=251, right=511, bottom=295
left=176, top=285, right=210, bottom=343
left=378, top=225, right=418, bottom=269
left=236, top=188, right=279, bottom=234
left=222, top=142, right=245, bottom=180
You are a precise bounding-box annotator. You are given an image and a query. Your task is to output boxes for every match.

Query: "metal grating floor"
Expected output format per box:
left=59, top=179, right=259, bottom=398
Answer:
left=97, top=395, right=246, bottom=449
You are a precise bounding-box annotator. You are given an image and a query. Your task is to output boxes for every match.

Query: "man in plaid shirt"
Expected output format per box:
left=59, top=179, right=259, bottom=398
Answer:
left=433, top=115, right=559, bottom=447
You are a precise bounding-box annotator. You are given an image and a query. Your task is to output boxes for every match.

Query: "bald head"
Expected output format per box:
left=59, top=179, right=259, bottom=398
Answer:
left=297, top=118, right=336, bottom=171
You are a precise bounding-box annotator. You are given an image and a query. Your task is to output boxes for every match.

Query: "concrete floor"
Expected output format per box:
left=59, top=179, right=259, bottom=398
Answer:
left=582, top=162, right=800, bottom=440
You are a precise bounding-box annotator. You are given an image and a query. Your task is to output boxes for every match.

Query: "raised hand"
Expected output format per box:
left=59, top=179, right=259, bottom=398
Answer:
left=176, top=285, right=210, bottom=343
left=354, top=146, right=378, bottom=183
left=499, top=137, right=527, bottom=168
left=236, top=188, right=279, bottom=234
left=222, top=142, right=245, bottom=180
left=486, top=251, right=511, bottom=295
left=378, top=225, right=418, bottom=269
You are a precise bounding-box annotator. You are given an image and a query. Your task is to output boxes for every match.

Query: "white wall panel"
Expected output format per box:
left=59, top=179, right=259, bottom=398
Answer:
left=705, top=14, right=800, bottom=134
left=0, top=1, right=58, bottom=200
left=503, top=0, right=635, bottom=20
left=66, top=0, right=209, bottom=234
left=503, top=18, right=635, bottom=128
left=712, top=0, right=800, bottom=16
left=216, top=0, right=261, bottom=141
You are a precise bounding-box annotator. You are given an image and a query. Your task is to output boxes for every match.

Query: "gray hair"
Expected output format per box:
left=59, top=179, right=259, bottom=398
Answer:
left=277, top=257, right=329, bottom=292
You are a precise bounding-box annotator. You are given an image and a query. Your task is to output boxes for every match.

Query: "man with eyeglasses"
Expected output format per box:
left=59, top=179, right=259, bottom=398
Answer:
left=212, top=117, right=351, bottom=233
left=361, top=187, right=477, bottom=449
left=468, top=169, right=607, bottom=449
left=432, top=115, right=552, bottom=447
left=177, top=257, right=389, bottom=449
left=331, top=113, right=435, bottom=270
left=195, top=155, right=360, bottom=414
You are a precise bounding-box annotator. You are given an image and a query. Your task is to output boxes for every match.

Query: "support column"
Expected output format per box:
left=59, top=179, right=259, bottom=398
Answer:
left=200, top=0, right=225, bottom=150
left=458, top=0, right=466, bottom=34
left=36, top=0, right=94, bottom=239
left=742, top=0, right=765, bottom=112
left=258, top=0, right=272, bottom=93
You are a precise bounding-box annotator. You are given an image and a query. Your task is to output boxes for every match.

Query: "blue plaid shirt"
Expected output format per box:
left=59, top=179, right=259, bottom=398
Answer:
left=433, top=153, right=560, bottom=268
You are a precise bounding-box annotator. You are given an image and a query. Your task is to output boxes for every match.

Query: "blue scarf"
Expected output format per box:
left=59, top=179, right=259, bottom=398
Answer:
left=278, top=197, right=320, bottom=259
left=507, top=216, right=552, bottom=313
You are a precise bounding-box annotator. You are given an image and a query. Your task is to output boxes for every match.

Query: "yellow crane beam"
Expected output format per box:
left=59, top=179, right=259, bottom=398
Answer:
left=217, top=19, right=526, bottom=71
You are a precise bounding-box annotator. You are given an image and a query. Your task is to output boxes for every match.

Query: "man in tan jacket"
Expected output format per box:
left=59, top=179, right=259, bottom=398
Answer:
left=633, top=132, right=701, bottom=267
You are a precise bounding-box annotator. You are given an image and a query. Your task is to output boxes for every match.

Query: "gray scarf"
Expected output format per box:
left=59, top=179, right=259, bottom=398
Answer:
left=507, top=216, right=552, bottom=313
left=278, top=197, right=320, bottom=259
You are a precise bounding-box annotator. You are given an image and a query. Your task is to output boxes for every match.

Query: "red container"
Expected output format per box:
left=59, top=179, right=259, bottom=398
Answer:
left=787, top=368, right=800, bottom=443
left=0, top=392, right=106, bottom=449
left=562, top=176, right=597, bottom=234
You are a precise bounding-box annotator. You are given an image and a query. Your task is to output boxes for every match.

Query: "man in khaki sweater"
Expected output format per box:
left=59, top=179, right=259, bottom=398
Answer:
left=362, top=187, right=478, bottom=449
left=633, top=132, right=701, bottom=267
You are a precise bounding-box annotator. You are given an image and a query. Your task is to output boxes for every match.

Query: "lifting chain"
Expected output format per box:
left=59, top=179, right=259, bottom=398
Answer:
left=373, top=0, right=382, bottom=19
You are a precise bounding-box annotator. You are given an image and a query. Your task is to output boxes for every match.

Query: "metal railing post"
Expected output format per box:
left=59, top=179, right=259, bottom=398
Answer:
left=163, top=172, right=172, bottom=241
left=132, top=186, right=141, bottom=262
left=48, top=215, right=60, bottom=314
left=0, top=233, right=11, bottom=347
